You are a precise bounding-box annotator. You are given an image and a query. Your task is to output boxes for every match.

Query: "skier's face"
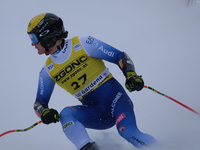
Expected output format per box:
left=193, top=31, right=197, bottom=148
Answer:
left=32, top=42, right=46, bottom=55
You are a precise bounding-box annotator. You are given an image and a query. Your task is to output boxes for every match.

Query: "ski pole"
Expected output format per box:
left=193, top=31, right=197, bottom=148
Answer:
left=0, top=120, right=42, bottom=138
left=144, top=85, right=200, bottom=116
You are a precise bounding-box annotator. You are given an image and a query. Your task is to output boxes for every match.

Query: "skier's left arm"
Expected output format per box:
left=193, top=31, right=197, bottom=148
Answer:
left=80, top=36, right=144, bottom=92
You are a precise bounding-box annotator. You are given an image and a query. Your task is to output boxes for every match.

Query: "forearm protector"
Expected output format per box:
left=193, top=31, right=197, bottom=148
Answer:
left=119, top=52, right=135, bottom=76
left=34, top=102, right=46, bottom=118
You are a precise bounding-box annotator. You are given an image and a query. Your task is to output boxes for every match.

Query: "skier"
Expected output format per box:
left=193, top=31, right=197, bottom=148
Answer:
left=27, top=13, right=157, bottom=150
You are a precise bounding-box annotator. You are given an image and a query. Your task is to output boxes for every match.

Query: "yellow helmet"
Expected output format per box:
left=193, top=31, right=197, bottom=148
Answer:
left=27, top=13, right=65, bottom=49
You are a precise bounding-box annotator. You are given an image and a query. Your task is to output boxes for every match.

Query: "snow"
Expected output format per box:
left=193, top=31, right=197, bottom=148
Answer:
left=0, top=0, right=200, bottom=149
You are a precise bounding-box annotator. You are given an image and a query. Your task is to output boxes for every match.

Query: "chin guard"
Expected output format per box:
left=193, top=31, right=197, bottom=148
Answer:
left=45, top=48, right=49, bottom=55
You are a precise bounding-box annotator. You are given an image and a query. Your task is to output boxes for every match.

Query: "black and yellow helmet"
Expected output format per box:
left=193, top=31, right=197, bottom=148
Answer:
left=27, top=13, right=66, bottom=49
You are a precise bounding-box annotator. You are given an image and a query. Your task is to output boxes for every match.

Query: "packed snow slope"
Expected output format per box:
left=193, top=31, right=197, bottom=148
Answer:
left=0, top=0, right=200, bottom=149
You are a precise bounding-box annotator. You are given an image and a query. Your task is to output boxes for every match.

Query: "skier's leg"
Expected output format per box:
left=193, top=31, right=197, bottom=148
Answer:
left=114, top=93, right=157, bottom=148
left=115, top=110, right=157, bottom=148
left=60, top=107, right=92, bottom=149
left=60, top=105, right=114, bottom=150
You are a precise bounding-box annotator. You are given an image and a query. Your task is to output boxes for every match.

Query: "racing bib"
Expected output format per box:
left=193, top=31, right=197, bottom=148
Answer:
left=46, top=36, right=112, bottom=99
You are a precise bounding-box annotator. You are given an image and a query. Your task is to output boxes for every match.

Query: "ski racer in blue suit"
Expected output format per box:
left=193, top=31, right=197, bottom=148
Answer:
left=27, top=13, right=157, bottom=150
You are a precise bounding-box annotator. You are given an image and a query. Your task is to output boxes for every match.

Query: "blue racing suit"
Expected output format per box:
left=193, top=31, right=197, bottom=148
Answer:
left=34, top=36, right=157, bottom=149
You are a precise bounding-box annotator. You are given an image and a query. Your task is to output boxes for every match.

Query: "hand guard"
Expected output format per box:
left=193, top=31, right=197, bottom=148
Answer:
left=41, top=108, right=60, bottom=124
left=125, top=72, right=144, bottom=92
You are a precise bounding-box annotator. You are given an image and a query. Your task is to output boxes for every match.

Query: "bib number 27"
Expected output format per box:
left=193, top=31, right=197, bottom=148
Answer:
left=71, top=74, right=86, bottom=90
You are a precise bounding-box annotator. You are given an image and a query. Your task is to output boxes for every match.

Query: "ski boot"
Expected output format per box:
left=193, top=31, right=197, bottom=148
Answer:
left=80, top=142, right=99, bottom=150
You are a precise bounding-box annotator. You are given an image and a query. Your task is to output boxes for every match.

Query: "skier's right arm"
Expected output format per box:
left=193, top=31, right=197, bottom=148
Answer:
left=34, top=66, right=55, bottom=118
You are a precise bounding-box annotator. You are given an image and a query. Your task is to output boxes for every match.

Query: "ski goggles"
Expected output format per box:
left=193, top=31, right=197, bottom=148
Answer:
left=28, top=33, right=39, bottom=45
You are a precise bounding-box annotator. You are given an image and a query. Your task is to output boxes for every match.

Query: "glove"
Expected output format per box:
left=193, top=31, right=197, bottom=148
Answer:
left=41, top=108, right=60, bottom=124
left=125, top=71, right=144, bottom=92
